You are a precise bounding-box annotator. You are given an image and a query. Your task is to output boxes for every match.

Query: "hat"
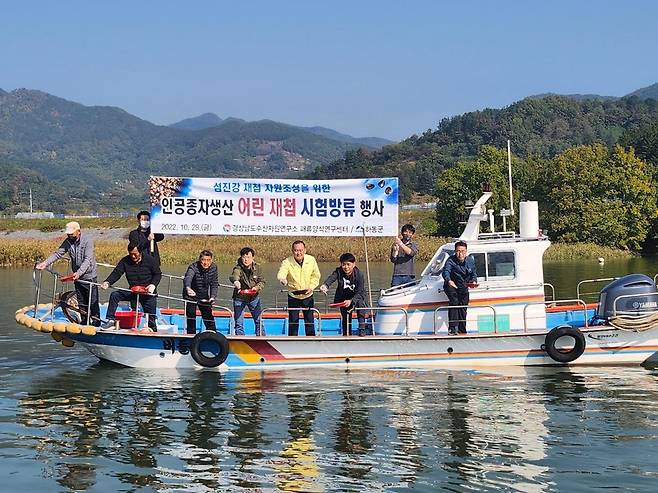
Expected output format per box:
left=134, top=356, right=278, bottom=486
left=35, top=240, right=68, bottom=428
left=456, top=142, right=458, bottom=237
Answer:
left=64, top=221, right=81, bottom=234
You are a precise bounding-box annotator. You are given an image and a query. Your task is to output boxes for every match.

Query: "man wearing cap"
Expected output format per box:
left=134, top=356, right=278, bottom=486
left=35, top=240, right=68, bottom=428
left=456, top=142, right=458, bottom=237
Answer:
left=36, top=221, right=101, bottom=326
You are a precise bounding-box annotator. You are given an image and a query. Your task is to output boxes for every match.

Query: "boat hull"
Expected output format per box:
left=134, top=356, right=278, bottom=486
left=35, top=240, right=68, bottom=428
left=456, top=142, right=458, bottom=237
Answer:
left=16, top=303, right=658, bottom=370
left=72, top=327, right=658, bottom=370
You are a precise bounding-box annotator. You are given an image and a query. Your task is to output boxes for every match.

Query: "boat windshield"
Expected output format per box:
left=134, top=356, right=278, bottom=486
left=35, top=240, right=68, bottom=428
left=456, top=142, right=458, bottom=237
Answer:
left=424, top=249, right=453, bottom=277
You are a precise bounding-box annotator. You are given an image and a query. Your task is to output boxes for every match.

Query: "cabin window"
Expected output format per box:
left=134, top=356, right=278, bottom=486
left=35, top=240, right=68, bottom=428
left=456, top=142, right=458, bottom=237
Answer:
left=487, top=251, right=515, bottom=279
left=426, top=250, right=452, bottom=276
left=469, top=251, right=515, bottom=280
left=472, top=253, right=486, bottom=279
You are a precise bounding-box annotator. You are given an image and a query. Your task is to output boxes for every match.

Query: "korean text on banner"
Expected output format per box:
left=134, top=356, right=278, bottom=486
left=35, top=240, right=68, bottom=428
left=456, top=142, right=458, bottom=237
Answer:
left=149, top=177, right=399, bottom=236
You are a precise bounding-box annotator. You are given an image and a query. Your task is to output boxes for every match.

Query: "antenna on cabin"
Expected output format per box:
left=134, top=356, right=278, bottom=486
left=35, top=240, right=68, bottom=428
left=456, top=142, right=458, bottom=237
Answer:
left=498, top=140, right=515, bottom=232
left=507, top=140, right=514, bottom=216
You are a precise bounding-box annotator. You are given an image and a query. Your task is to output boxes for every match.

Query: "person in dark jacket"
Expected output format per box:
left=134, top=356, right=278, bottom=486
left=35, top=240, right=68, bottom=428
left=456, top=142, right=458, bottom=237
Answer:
left=319, top=252, right=370, bottom=336
left=442, top=240, right=478, bottom=334
left=230, top=247, right=266, bottom=336
left=100, top=243, right=162, bottom=330
left=128, top=210, right=164, bottom=265
left=183, top=250, right=219, bottom=334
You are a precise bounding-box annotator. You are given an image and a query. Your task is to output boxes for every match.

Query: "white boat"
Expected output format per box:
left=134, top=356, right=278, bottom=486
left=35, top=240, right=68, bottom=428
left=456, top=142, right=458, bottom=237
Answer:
left=14, top=190, right=658, bottom=370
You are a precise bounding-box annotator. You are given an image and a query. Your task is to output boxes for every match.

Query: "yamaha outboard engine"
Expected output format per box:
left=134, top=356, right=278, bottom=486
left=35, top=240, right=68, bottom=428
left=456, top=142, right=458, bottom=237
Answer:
left=597, top=274, right=658, bottom=319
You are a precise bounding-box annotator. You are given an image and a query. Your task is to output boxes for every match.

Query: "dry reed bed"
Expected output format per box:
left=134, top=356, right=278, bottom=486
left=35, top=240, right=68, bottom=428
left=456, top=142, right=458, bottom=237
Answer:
left=0, top=236, right=631, bottom=267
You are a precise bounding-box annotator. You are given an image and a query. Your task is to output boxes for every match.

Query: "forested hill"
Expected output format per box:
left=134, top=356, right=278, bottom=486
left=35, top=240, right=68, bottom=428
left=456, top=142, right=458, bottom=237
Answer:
left=169, top=113, right=393, bottom=148
left=0, top=89, right=363, bottom=212
left=310, top=94, right=658, bottom=199
left=169, top=112, right=226, bottom=130
left=627, top=82, right=658, bottom=100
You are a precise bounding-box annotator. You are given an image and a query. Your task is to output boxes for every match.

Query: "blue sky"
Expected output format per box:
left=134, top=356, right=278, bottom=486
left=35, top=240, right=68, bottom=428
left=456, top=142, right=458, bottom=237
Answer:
left=2, top=1, right=657, bottom=140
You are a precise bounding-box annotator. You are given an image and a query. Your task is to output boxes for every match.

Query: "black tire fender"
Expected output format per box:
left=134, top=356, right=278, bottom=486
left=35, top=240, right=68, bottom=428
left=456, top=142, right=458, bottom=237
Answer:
left=59, top=290, right=81, bottom=324
left=190, top=331, right=230, bottom=368
left=544, top=325, right=586, bottom=363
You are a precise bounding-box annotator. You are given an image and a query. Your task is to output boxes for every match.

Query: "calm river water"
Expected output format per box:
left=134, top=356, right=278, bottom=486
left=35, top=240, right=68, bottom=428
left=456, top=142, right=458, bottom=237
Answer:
left=2, top=260, right=658, bottom=492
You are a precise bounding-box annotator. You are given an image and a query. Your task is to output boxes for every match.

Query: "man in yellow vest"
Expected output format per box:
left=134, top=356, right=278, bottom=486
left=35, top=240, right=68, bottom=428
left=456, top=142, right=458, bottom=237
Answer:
left=277, top=240, right=321, bottom=336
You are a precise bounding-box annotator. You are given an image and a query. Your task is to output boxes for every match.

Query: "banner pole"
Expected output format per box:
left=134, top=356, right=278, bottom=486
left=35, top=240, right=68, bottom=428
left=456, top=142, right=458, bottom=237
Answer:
left=362, top=224, right=374, bottom=312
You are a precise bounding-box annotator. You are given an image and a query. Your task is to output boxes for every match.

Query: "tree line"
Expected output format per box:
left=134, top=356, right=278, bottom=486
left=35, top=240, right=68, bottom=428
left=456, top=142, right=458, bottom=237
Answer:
left=310, top=97, right=658, bottom=252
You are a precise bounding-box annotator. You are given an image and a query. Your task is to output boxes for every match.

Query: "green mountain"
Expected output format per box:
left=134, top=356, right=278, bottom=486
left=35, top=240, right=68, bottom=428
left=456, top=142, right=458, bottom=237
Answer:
left=170, top=113, right=393, bottom=148
left=529, top=82, right=658, bottom=103
left=527, top=92, right=618, bottom=102
left=169, top=112, right=225, bottom=130
left=627, top=82, right=658, bottom=101
left=0, top=89, right=362, bottom=213
left=301, top=126, right=393, bottom=149
left=311, top=92, right=658, bottom=200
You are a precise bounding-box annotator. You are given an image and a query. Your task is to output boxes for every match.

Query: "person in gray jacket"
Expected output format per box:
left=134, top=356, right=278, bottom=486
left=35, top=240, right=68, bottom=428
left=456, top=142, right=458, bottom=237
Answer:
left=36, top=221, right=100, bottom=326
left=390, top=223, right=418, bottom=286
left=183, top=250, right=219, bottom=334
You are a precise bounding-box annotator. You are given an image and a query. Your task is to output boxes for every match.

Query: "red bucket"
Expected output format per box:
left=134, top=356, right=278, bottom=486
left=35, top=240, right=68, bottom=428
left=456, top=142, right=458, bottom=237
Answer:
left=115, top=311, right=144, bottom=329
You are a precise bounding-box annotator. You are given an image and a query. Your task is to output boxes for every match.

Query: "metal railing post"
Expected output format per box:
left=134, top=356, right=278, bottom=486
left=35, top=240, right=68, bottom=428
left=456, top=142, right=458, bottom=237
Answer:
left=433, top=304, right=496, bottom=334
left=522, top=299, right=588, bottom=332
left=32, top=268, right=42, bottom=318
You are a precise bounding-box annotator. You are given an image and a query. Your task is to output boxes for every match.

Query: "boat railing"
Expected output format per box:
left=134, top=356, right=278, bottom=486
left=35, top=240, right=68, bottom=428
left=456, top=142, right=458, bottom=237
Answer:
left=355, top=307, right=410, bottom=336
left=432, top=305, right=497, bottom=334
left=576, top=277, right=617, bottom=302
left=523, top=299, right=589, bottom=331
left=543, top=283, right=556, bottom=302
left=151, top=290, right=235, bottom=334
left=380, top=279, right=422, bottom=296
left=477, top=231, right=516, bottom=240
left=260, top=307, right=323, bottom=335
left=31, top=264, right=234, bottom=331
left=97, top=262, right=236, bottom=309
left=274, top=289, right=330, bottom=312
left=33, top=264, right=76, bottom=321
left=612, top=291, right=658, bottom=316
left=654, top=274, right=658, bottom=286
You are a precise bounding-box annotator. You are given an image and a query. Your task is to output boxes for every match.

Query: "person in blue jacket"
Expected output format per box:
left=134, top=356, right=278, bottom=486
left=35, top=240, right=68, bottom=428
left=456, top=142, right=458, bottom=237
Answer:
left=442, top=241, right=477, bottom=334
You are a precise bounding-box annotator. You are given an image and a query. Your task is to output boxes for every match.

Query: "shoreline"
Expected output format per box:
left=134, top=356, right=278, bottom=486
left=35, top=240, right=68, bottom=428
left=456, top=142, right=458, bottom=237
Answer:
left=0, top=228, right=633, bottom=266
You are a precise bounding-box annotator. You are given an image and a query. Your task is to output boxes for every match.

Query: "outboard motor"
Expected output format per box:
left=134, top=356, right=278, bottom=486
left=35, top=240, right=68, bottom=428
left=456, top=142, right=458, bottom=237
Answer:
left=597, top=274, right=658, bottom=319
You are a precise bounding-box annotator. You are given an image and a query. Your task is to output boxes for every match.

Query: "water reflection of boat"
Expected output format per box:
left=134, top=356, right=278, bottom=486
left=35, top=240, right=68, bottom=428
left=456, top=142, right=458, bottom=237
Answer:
left=15, top=366, right=658, bottom=491
left=14, top=191, right=658, bottom=370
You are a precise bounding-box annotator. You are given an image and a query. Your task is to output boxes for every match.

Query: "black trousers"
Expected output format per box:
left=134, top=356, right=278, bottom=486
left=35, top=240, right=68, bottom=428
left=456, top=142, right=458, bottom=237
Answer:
left=444, top=284, right=469, bottom=333
left=107, top=290, right=157, bottom=330
left=288, top=295, right=315, bottom=336
left=185, top=298, right=216, bottom=334
left=339, top=305, right=369, bottom=336
left=75, top=277, right=100, bottom=326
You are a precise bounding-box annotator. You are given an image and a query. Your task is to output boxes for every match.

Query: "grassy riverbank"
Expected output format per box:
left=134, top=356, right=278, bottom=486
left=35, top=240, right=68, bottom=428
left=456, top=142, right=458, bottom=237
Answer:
left=0, top=235, right=446, bottom=266
left=0, top=235, right=633, bottom=266
left=0, top=214, right=634, bottom=266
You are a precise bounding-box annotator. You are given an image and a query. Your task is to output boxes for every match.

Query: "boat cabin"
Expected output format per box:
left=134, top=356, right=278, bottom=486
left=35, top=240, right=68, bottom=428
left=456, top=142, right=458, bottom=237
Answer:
left=375, top=192, right=552, bottom=335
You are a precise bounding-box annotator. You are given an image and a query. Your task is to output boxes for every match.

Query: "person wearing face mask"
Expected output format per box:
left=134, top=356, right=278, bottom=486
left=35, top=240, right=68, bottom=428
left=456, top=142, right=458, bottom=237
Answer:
left=128, top=211, right=164, bottom=265
left=36, top=221, right=101, bottom=326
left=390, top=223, right=418, bottom=287
left=442, top=241, right=478, bottom=335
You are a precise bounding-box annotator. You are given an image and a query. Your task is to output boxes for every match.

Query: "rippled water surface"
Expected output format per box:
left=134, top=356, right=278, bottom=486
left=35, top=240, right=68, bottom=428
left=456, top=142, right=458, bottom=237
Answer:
left=3, top=262, right=658, bottom=491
